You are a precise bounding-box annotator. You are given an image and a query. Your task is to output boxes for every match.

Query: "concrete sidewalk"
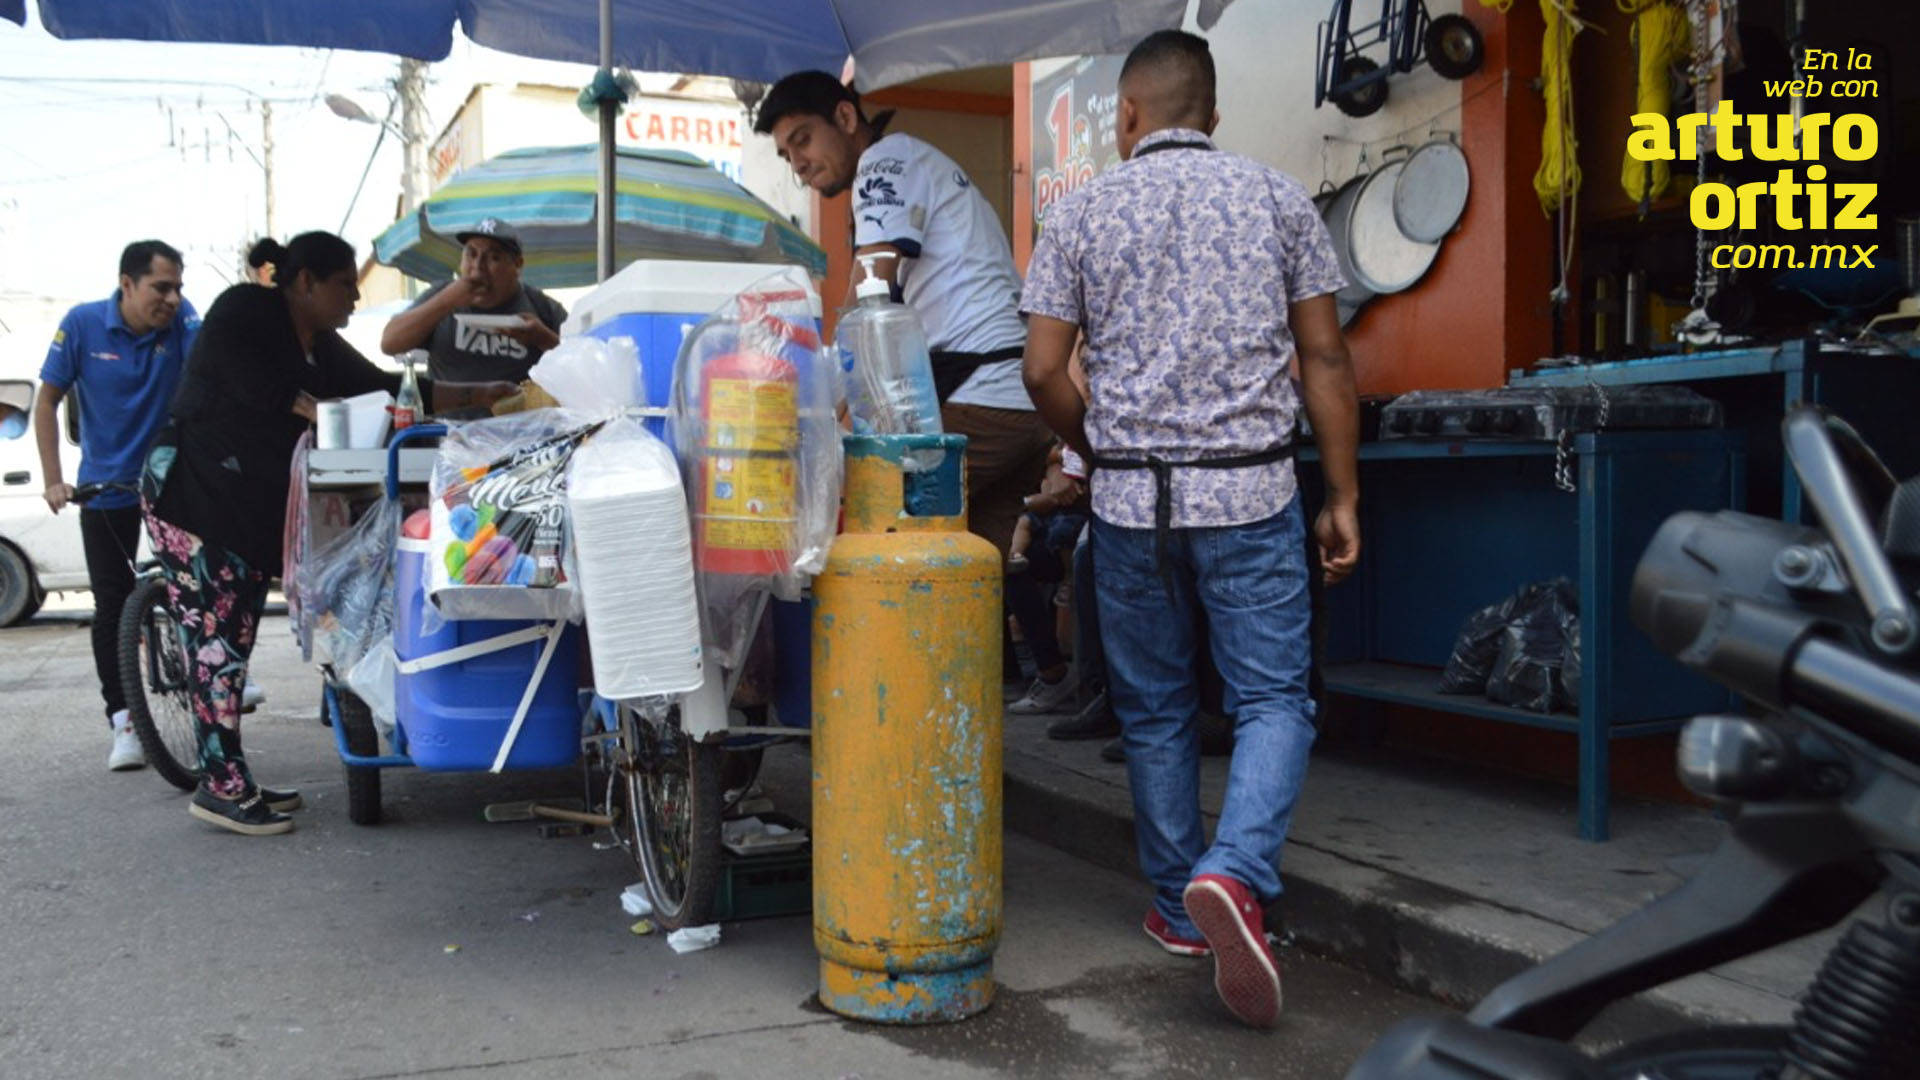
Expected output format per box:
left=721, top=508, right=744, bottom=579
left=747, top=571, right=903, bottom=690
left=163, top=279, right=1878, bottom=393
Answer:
left=999, top=705, right=1829, bottom=1043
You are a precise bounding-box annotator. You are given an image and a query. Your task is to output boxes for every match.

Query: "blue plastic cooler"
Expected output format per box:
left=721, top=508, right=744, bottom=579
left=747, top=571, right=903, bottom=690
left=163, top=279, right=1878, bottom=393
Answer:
left=564, top=258, right=809, bottom=437
left=392, top=538, right=582, bottom=771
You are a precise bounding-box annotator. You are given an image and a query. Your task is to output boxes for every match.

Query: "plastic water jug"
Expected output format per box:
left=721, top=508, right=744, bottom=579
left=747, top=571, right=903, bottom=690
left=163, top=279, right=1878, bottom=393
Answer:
left=836, top=254, right=943, bottom=469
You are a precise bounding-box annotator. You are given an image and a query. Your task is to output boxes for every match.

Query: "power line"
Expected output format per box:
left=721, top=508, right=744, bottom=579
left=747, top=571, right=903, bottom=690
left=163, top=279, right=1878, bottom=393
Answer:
left=0, top=74, right=311, bottom=104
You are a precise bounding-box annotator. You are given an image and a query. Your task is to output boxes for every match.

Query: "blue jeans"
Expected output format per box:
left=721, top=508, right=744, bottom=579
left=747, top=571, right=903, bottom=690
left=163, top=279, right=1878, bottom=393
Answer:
left=1092, top=500, right=1316, bottom=937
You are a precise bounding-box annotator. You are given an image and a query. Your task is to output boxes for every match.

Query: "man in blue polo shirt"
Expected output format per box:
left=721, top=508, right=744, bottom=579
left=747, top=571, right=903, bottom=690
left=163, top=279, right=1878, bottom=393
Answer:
left=36, top=240, right=199, bottom=772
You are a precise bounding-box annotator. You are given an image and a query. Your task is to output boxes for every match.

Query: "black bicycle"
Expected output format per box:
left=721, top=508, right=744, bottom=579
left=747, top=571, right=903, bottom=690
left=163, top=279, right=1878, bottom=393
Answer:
left=71, top=482, right=201, bottom=791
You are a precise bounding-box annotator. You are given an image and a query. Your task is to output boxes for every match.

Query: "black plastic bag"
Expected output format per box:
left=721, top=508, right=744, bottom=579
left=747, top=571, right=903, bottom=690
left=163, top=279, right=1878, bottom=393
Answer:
left=1438, top=598, right=1513, bottom=695
left=1486, top=579, right=1581, bottom=713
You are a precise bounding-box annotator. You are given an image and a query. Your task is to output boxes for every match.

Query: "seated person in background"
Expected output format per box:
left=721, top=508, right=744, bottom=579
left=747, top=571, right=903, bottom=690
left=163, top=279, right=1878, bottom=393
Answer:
left=1008, top=444, right=1089, bottom=575
left=1006, top=445, right=1088, bottom=715
left=380, top=217, right=567, bottom=384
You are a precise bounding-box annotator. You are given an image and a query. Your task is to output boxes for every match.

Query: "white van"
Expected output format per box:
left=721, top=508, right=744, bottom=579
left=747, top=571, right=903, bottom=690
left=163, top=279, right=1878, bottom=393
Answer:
left=0, top=354, right=89, bottom=625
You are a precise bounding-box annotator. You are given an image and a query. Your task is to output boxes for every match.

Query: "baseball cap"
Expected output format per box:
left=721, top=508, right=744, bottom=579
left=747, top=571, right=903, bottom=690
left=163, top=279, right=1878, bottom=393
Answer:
left=454, top=217, right=523, bottom=256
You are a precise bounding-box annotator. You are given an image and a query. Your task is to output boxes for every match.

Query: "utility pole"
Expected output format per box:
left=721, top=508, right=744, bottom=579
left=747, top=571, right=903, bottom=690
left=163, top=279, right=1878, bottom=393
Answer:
left=398, top=58, right=428, bottom=214
left=262, top=100, right=276, bottom=240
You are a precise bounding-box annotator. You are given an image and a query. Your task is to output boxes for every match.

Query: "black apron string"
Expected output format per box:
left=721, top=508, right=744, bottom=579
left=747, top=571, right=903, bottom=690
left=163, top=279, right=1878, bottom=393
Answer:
left=1087, top=442, right=1298, bottom=592
left=928, top=345, right=1024, bottom=403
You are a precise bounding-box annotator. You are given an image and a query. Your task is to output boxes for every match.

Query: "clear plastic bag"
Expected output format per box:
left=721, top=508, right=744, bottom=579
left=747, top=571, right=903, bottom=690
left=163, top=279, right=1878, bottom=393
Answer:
left=669, top=268, right=840, bottom=669
left=295, top=495, right=400, bottom=675
left=527, top=335, right=645, bottom=411
left=425, top=410, right=601, bottom=627
left=285, top=430, right=314, bottom=659
left=346, top=633, right=399, bottom=738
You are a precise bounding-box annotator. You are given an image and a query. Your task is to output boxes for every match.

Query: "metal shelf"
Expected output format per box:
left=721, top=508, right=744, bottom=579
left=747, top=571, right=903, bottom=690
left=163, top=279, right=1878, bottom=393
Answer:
left=1324, top=661, right=1684, bottom=739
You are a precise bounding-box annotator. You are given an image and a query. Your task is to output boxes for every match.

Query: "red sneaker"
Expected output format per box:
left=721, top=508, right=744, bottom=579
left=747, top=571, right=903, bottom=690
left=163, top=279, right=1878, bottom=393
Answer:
left=1143, top=910, right=1211, bottom=957
left=1183, top=873, right=1282, bottom=1027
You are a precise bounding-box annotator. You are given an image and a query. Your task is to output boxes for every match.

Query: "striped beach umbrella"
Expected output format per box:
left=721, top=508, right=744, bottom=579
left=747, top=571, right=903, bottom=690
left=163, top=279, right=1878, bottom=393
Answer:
left=373, top=143, right=826, bottom=288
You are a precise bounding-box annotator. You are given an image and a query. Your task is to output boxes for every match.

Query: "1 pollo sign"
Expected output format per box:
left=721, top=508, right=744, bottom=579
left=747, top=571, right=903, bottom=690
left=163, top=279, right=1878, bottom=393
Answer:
left=1030, top=55, right=1124, bottom=235
left=617, top=98, right=747, bottom=182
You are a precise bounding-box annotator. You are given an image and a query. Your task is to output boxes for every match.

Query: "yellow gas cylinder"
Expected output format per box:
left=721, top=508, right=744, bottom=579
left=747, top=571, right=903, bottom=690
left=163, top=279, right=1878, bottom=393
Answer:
left=812, top=433, right=1003, bottom=1023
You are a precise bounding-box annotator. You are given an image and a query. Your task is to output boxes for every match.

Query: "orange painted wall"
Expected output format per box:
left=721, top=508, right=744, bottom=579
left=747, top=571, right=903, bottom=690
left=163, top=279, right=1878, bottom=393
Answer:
left=1344, top=2, right=1555, bottom=395
left=1004, top=11, right=1557, bottom=396
left=1012, top=62, right=1034, bottom=274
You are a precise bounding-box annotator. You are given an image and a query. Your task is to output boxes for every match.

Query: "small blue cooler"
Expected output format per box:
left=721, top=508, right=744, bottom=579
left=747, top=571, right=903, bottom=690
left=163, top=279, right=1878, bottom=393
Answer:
left=565, top=259, right=807, bottom=437
left=393, top=538, right=582, bottom=771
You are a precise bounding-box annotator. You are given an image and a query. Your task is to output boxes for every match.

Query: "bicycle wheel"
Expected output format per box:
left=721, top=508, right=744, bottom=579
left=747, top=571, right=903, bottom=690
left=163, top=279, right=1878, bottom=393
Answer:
left=617, top=704, right=722, bottom=930
left=118, top=575, right=202, bottom=792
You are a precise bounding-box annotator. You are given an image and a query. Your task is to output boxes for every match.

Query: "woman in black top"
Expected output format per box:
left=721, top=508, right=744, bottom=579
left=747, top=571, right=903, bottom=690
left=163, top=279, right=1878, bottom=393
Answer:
left=144, top=232, right=508, bottom=835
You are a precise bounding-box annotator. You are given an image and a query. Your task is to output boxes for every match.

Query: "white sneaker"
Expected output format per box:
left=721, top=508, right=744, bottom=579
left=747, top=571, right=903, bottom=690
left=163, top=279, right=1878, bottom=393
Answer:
left=241, top=680, right=266, bottom=710
left=108, top=712, right=146, bottom=772
left=1008, top=668, right=1080, bottom=715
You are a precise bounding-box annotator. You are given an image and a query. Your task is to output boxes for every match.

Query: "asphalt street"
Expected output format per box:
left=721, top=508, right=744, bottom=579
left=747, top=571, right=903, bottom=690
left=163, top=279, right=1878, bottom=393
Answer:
left=2, top=608, right=1447, bottom=1079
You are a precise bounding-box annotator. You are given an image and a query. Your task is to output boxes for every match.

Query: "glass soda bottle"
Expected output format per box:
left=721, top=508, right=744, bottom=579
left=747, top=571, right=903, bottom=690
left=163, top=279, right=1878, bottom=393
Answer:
left=392, top=349, right=425, bottom=431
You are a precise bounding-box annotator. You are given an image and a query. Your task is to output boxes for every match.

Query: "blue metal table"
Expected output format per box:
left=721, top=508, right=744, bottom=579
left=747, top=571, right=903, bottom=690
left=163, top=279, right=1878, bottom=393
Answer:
left=1302, top=428, right=1746, bottom=841
left=1509, top=340, right=1917, bottom=523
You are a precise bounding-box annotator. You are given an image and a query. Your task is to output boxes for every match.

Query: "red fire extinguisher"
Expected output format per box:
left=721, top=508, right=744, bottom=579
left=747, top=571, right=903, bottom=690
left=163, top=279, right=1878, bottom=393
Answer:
left=688, top=291, right=817, bottom=576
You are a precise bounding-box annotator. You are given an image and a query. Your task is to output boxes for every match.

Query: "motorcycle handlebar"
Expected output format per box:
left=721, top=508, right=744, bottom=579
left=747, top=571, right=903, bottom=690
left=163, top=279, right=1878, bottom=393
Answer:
left=1790, top=635, right=1920, bottom=763
left=1783, top=410, right=1918, bottom=657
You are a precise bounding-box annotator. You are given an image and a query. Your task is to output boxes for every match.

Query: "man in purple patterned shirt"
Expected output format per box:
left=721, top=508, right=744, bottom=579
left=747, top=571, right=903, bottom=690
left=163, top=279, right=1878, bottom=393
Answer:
left=1020, top=30, right=1361, bottom=1028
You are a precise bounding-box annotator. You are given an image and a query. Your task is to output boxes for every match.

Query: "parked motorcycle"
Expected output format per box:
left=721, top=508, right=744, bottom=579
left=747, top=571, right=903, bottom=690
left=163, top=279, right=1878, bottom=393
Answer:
left=1346, top=406, right=1920, bottom=1079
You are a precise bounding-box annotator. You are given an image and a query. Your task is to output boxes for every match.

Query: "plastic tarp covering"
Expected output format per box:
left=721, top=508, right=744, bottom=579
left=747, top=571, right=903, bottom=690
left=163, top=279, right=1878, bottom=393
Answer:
left=23, top=0, right=457, bottom=59
left=13, top=1, right=1237, bottom=91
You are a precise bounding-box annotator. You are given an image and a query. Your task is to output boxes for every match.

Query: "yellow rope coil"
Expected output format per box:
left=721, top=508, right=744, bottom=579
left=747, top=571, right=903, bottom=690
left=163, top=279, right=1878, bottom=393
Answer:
left=1620, top=1, right=1691, bottom=203
left=1534, top=0, right=1584, bottom=216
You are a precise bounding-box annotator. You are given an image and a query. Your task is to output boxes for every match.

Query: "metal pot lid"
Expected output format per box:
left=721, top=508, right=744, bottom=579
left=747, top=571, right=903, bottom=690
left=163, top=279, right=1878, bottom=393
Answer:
left=1393, top=139, right=1470, bottom=243
left=1321, top=176, right=1378, bottom=309
left=1349, top=159, right=1440, bottom=295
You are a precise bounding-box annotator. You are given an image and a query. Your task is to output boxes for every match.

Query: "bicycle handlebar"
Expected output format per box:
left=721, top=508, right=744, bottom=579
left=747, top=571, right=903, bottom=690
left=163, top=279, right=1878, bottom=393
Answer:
left=385, top=422, right=447, bottom=501
left=69, top=481, right=141, bottom=505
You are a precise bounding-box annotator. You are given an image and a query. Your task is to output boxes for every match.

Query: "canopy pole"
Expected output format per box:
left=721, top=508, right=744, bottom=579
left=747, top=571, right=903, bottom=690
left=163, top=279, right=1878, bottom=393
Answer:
left=596, top=0, right=616, bottom=284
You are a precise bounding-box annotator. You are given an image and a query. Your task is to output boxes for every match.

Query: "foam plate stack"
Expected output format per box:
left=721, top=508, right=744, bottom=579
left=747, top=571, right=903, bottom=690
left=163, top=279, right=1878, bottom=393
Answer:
left=567, top=423, right=704, bottom=698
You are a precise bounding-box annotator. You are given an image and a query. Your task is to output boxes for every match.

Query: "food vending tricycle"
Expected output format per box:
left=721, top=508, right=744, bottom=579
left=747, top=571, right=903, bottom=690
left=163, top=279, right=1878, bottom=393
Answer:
left=296, top=264, right=836, bottom=931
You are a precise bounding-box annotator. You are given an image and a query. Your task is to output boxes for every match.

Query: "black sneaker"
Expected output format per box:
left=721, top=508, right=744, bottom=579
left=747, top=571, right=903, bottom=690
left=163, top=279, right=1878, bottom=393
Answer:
left=190, top=787, right=294, bottom=836
left=1047, top=691, right=1121, bottom=741
left=258, top=786, right=303, bottom=813
left=1100, top=736, right=1125, bottom=763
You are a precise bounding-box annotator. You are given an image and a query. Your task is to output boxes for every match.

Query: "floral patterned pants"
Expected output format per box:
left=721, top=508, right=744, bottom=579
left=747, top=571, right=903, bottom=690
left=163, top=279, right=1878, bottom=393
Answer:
left=144, top=511, right=270, bottom=798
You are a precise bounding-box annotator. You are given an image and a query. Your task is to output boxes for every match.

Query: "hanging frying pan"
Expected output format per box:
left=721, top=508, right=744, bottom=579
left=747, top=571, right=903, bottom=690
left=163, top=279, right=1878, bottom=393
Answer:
left=1393, top=138, right=1471, bottom=243
left=1319, top=178, right=1376, bottom=327
left=1339, top=157, right=1441, bottom=295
